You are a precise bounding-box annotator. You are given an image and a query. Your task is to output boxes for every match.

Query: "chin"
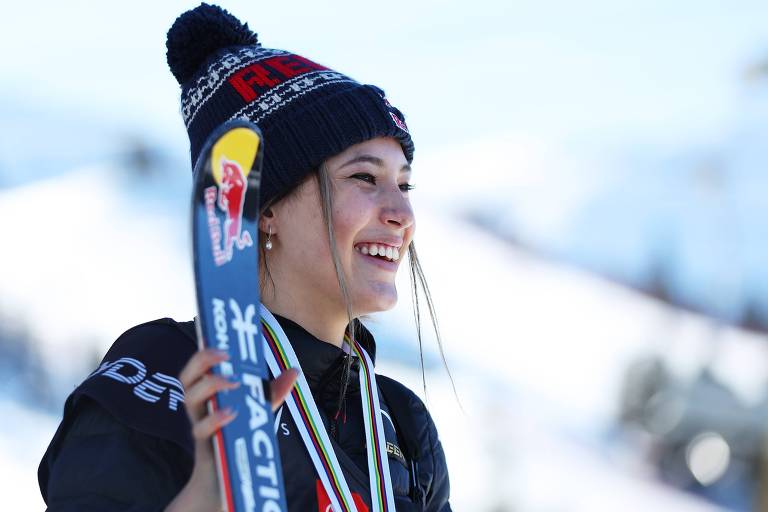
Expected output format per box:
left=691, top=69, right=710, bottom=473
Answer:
left=356, top=283, right=398, bottom=314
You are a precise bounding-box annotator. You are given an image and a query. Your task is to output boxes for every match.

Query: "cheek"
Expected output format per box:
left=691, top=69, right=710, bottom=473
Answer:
left=282, top=204, right=329, bottom=261
left=331, top=197, right=370, bottom=245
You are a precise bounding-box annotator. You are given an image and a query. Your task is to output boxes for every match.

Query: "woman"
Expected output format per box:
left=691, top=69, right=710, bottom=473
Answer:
left=38, top=4, right=451, bottom=511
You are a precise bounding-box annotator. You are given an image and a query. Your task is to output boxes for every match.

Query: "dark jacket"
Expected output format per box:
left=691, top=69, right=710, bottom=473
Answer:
left=38, top=316, right=451, bottom=511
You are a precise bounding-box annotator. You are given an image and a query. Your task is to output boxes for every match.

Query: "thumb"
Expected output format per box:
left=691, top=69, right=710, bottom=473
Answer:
left=270, top=368, right=299, bottom=412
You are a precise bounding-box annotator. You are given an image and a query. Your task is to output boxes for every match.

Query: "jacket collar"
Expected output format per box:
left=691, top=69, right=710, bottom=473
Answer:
left=272, top=314, right=377, bottom=391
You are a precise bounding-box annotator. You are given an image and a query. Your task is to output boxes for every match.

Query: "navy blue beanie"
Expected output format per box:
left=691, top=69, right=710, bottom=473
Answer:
left=166, top=3, right=414, bottom=206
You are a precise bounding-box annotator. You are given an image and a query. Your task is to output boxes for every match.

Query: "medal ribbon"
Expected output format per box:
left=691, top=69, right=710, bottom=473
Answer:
left=259, top=304, right=396, bottom=512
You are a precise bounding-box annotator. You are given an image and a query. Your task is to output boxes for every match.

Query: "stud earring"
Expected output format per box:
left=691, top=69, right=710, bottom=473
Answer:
left=265, top=226, right=273, bottom=251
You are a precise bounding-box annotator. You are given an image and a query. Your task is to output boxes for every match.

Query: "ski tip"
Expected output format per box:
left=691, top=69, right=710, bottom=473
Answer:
left=192, top=120, right=263, bottom=180
left=211, top=126, right=261, bottom=185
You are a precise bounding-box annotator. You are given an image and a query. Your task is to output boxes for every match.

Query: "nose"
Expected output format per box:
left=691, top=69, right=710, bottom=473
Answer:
left=380, top=188, right=415, bottom=229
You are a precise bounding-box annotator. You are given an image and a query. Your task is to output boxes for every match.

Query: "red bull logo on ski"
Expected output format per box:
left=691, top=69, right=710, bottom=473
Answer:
left=204, top=128, right=261, bottom=266
left=205, top=157, right=252, bottom=265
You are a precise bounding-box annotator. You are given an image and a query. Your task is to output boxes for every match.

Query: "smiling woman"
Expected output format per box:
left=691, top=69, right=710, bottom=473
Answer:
left=37, top=3, right=451, bottom=512
left=260, top=138, right=416, bottom=339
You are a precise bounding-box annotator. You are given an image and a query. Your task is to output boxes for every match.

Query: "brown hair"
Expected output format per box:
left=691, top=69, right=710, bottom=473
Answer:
left=259, top=164, right=459, bottom=412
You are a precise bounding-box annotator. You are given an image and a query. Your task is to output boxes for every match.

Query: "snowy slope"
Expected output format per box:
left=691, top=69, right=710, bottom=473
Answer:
left=0, top=398, right=57, bottom=511
left=0, top=162, right=195, bottom=384
left=438, top=90, right=768, bottom=328
left=374, top=205, right=767, bottom=510
left=0, top=152, right=750, bottom=510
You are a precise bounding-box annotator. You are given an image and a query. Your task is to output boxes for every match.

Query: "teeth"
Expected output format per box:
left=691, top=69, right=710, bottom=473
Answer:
left=355, top=243, right=401, bottom=261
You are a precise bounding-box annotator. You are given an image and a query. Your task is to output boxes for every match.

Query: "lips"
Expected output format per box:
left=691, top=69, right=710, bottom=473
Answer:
left=356, top=249, right=399, bottom=271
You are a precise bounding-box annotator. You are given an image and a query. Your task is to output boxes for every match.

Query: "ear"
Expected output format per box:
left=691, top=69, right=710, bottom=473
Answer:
left=258, top=207, right=275, bottom=233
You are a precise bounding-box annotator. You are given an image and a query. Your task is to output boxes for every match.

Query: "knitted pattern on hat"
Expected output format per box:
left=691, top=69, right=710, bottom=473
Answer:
left=166, top=3, right=414, bottom=206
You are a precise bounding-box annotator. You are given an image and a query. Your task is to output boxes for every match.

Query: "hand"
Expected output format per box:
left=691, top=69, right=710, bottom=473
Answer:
left=164, top=349, right=298, bottom=512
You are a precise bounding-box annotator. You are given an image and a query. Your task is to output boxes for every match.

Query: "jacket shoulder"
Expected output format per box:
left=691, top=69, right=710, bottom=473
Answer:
left=375, top=375, right=435, bottom=450
left=70, top=318, right=197, bottom=451
left=39, top=396, right=192, bottom=508
left=104, top=317, right=197, bottom=361
left=376, top=374, right=452, bottom=511
left=38, top=318, right=198, bottom=507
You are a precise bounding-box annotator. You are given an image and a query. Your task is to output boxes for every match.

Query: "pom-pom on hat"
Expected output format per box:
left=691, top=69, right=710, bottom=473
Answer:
left=166, top=3, right=414, bottom=207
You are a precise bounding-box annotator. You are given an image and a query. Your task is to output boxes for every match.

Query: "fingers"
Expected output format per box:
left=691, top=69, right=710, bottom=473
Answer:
left=180, top=349, right=239, bottom=426
left=180, top=348, right=299, bottom=434
left=271, top=368, right=299, bottom=412
left=186, top=374, right=240, bottom=421
left=192, top=407, right=238, bottom=440
left=179, top=349, right=228, bottom=390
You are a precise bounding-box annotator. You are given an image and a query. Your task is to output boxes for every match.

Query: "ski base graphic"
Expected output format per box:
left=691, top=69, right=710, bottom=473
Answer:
left=191, top=120, right=287, bottom=512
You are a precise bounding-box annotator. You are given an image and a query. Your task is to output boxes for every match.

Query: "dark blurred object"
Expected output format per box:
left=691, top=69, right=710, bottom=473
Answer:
left=118, top=136, right=168, bottom=180
left=743, top=58, right=768, bottom=83
left=619, top=351, right=768, bottom=511
left=0, top=311, right=56, bottom=411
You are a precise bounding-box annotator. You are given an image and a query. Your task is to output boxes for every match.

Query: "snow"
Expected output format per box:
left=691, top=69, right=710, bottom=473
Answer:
left=0, top=143, right=754, bottom=511
left=0, top=164, right=195, bottom=383
left=0, top=398, right=56, bottom=511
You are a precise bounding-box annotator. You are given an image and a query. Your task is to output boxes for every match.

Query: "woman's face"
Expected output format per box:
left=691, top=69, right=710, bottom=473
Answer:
left=264, top=136, right=415, bottom=317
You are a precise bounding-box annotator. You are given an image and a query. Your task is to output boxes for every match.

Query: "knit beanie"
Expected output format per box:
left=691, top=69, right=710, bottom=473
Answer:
left=166, top=3, right=414, bottom=206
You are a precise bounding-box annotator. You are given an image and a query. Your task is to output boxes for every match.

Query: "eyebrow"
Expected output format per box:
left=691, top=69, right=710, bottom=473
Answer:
left=339, top=154, right=412, bottom=173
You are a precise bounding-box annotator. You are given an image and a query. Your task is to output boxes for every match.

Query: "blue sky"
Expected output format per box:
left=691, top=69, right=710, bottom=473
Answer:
left=2, top=0, right=767, bottom=154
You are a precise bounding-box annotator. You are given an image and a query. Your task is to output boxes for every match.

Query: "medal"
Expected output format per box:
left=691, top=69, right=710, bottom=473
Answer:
left=260, top=304, right=396, bottom=512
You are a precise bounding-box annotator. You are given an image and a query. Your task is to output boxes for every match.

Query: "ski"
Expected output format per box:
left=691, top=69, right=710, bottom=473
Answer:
left=191, top=119, right=287, bottom=512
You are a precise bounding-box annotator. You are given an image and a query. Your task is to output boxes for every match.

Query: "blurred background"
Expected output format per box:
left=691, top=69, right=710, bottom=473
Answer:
left=2, top=0, right=768, bottom=510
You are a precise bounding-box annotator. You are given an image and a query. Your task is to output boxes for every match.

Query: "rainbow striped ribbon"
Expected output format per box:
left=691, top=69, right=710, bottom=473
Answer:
left=259, top=304, right=396, bottom=512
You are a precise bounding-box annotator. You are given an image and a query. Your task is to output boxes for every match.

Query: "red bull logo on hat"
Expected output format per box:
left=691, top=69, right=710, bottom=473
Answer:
left=203, top=127, right=260, bottom=266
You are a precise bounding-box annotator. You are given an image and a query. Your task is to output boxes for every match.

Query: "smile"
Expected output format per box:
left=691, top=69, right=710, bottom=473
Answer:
left=355, top=244, right=400, bottom=272
left=354, top=243, right=400, bottom=262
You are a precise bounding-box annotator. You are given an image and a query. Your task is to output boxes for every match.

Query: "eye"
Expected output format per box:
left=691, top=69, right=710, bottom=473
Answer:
left=351, top=173, right=376, bottom=184
left=351, top=172, right=413, bottom=192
